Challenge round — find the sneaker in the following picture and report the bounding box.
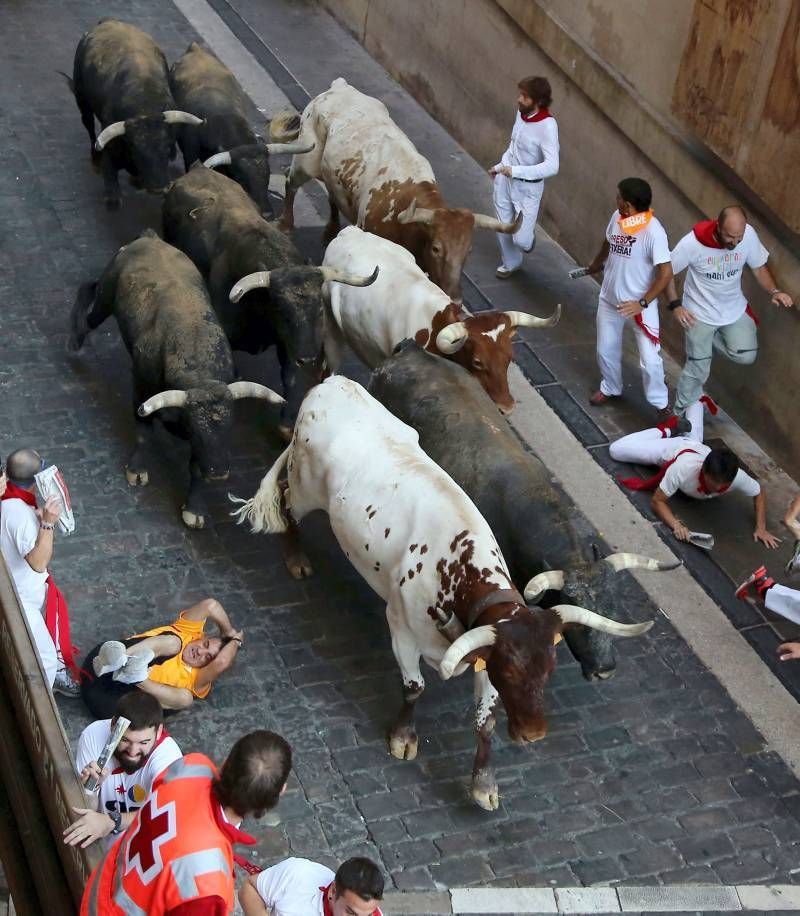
[673,415,693,437]
[93,640,128,677]
[735,566,774,601]
[495,264,520,279]
[112,649,154,685]
[53,669,81,698]
[655,406,673,422]
[589,390,619,406]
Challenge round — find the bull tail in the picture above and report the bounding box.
[229,445,291,533]
[269,108,301,143]
[57,70,75,96]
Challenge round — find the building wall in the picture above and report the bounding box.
[318,0,800,475]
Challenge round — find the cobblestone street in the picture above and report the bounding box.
[2,0,800,902]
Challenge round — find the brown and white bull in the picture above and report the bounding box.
[232,376,653,809]
[272,77,520,302]
[322,226,559,413]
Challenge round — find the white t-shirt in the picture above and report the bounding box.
[670,224,769,326]
[0,498,48,617]
[658,442,761,501]
[255,857,382,916]
[600,211,671,305]
[76,719,182,850]
[496,111,560,182]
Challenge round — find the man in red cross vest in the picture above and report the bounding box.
[81,729,292,915]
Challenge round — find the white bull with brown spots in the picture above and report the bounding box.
[232,376,652,809]
[322,226,559,413]
[273,78,520,302]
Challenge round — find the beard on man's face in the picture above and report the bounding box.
[117,750,148,774]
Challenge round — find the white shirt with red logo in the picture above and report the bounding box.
[670,224,768,326]
[76,719,182,849]
[659,442,761,501]
[600,210,671,305]
[255,857,383,916]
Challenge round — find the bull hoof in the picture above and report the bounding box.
[125,467,149,487]
[285,551,313,579]
[589,667,617,682]
[66,334,84,355]
[104,196,121,211]
[181,507,206,529]
[471,773,499,811]
[389,730,418,761]
[277,424,293,443]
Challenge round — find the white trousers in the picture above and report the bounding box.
[493,174,544,270]
[596,297,668,408]
[26,598,58,688]
[609,401,704,465]
[766,584,800,626]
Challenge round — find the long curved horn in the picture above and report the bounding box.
[440,625,497,680]
[228,381,285,404]
[604,553,682,573]
[264,140,315,156]
[435,322,468,355]
[95,121,126,151]
[523,570,565,603]
[203,151,232,169]
[506,304,562,330]
[553,605,654,638]
[473,210,523,234]
[163,110,204,126]
[319,266,379,288]
[230,271,271,302]
[397,200,436,226]
[138,390,187,416]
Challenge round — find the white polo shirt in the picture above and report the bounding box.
[255,857,382,916]
[658,443,761,501]
[670,224,768,326]
[600,210,671,305]
[495,111,560,182]
[0,498,48,617]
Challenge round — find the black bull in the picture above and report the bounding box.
[369,340,670,680]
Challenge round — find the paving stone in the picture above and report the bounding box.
[736,885,800,910]
[555,887,621,913]
[617,885,741,911]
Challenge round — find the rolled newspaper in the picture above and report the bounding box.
[786,540,800,576]
[84,716,131,793]
[35,465,75,535]
[568,267,591,280]
[687,531,714,550]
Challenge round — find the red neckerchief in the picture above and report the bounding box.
[619,447,698,491]
[110,728,172,775]
[1,483,79,677]
[698,470,729,496]
[693,219,723,248]
[320,883,382,916]
[211,801,259,875]
[521,107,551,123]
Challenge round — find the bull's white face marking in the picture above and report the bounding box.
[483,322,506,342]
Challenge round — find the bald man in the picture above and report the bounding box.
[666,206,794,418]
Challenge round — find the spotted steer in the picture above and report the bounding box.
[232,376,652,809]
[272,77,520,302]
[323,226,559,413]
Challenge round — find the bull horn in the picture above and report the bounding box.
[264,140,316,156]
[163,110,205,126]
[228,381,285,404]
[319,265,379,287]
[435,322,468,355]
[506,304,562,330]
[138,389,187,416]
[523,570,565,603]
[397,200,436,226]
[439,625,496,680]
[203,151,232,169]
[604,553,682,573]
[553,604,654,638]
[230,271,271,302]
[95,120,126,151]
[473,210,523,234]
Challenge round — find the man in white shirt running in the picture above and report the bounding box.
[667,206,794,418]
[489,75,559,278]
[583,178,673,415]
[63,691,181,850]
[610,397,779,547]
[239,855,384,916]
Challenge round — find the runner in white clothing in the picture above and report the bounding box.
[490,75,559,277]
[583,178,673,413]
[63,692,181,850]
[239,855,384,916]
[609,398,779,547]
[666,206,794,417]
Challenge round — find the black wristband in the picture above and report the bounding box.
[668,299,682,311]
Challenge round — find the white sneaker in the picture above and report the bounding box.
[112,649,154,685]
[53,669,81,698]
[93,641,128,677]
[495,264,520,279]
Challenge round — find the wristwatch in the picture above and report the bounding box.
[638,297,648,309]
[109,808,123,835]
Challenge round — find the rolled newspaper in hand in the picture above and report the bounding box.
[568,267,591,280]
[786,540,800,575]
[687,531,714,550]
[35,465,75,535]
[84,716,131,793]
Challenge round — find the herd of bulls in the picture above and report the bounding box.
[65,19,680,810]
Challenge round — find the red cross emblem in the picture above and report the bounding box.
[125,795,177,884]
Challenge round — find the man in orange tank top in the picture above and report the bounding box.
[81,730,292,915]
